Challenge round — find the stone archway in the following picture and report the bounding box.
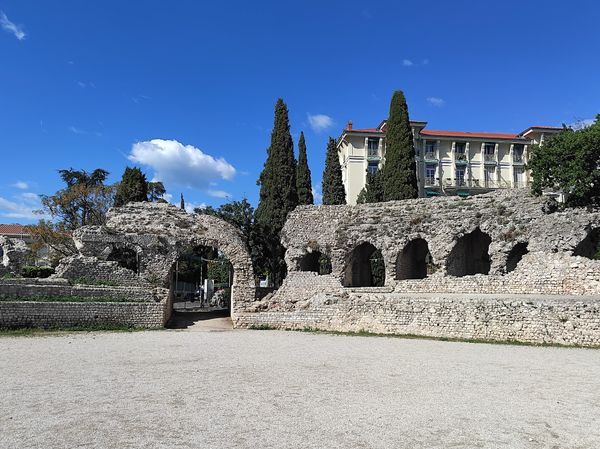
[446,228,491,277]
[70,202,256,320]
[396,238,432,280]
[343,242,385,287]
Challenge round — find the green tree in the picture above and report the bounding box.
[180,193,185,210]
[114,167,149,207]
[255,98,298,230]
[255,98,299,285]
[322,137,346,205]
[27,168,114,259]
[357,169,384,204]
[383,90,418,201]
[528,116,600,207]
[296,131,314,205]
[148,181,166,202]
[195,199,270,283]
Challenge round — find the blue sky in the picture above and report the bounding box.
[1,0,599,223]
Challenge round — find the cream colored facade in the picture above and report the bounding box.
[337,120,561,205]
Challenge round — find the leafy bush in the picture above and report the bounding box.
[21,266,55,278]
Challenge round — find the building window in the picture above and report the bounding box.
[455,142,467,161]
[425,164,436,185]
[424,141,436,159]
[484,142,496,162]
[513,167,524,188]
[367,138,379,157]
[484,166,496,188]
[367,162,378,174]
[513,144,524,163]
[455,167,466,186]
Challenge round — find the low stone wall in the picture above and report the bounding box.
[235,290,600,347]
[0,279,163,302]
[0,301,166,329]
[0,279,169,329]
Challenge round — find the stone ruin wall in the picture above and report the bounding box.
[235,191,600,346]
[0,236,30,277]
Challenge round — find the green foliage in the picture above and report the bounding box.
[39,168,115,230]
[357,169,384,204]
[256,98,298,231]
[322,137,346,205]
[21,266,55,278]
[180,193,185,210]
[255,99,299,285]
[383,91,418,201]
[114,167,149,207]
[370,249,385,287]
[195,198,267,277]
[528,116,600,207]
[296,131,314,205]
[147,181,166,202]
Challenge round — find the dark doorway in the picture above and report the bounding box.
[344,242,385,287]
[396,238,432,280]
[446,228,492,277]
[573,228,600,260]
[506,242,528,273]
[298,251,333,275]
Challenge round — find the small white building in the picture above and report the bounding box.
[337,120,561,205]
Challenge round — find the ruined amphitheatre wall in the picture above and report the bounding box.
[235,191,600,346]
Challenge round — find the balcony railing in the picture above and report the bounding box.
[513,153,524,163]
[424,176,436,186]
[484,153,496,162]
[424,152,437,160]
[367,148,379,158]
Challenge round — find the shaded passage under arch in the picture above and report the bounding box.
[396,238,432,280]
[344,242,385,287]
[298,251,332,275]
[446,228,491,277]
[506,242,528,273]
[573,228,600,260]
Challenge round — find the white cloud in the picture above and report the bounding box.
[12,181,28,189]
[312,184,323,205]
[569,118,595,130]
[20,192,40,203]
[185,201,206,214]
[68,125,103,137]
[402,59,413,67]
[0,196,46,220]
[0,11,26,41]
[207,190,231,199]
[427,97,446,107]
[128,139,236,192]
[307,114,334,133]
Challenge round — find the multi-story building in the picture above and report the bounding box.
[337,119,561,204]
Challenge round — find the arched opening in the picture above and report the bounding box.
[506,242,528,273]
[573,228,600,260]
[298,251,332,275]
[344,242,385,287]
[446,228,491,277]
[169,245,233,325]
[396,238,433,280]
[107,246,139,273]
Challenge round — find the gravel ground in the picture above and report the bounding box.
[1,329,600,449]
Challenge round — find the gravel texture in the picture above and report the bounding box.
[1,329,600,449]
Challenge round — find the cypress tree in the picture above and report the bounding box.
[180,193,185,210]
[357,169,384,204]
[322,137,346,205]
[114,167,148,207]
[255,98,299,285]
[383,90,418,201]
[256,98,298,231]
[296,131,314,205]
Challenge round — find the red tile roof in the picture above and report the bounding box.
[420,130,522,140]
[0,224,28,235]
[345,127,381,133]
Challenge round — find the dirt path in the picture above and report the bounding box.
[1,329,599,449]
